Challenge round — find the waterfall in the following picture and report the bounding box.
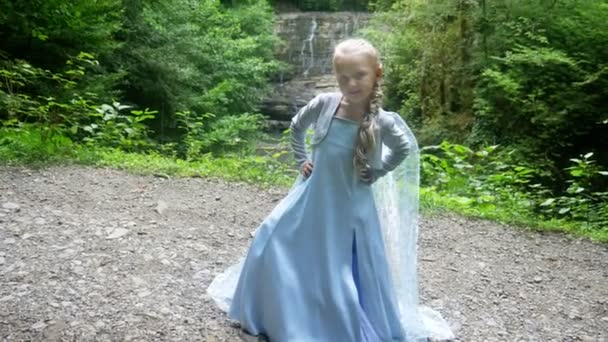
[263,12,372,123]
[275,12,371,79]
[300,17,318,78]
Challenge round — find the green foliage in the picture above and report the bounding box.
[367,0,607,156]
[422,142,608,241]
[3,0,606,244]
[366,0,608,236]
[82,102,156,152]
[0,53,154,152]
[471,2,608,167]
[367,0,398,11]
[0,127,294,188]
[0,0,122,62]
[86,148,294,187]
[364,0,474,145]
[0,0,123,103]
[1,0,285,183]
[1,0,281,159]
[422,142,534,211]
[1,53,100,136]
[0,125,75,164]
[537,153,608,228]
[115,0,280,144]
[182,113,266,158]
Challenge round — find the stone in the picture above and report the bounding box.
[485,318,497,327]
[132,276,146,287]
[106,228,130,240]
[2,202,20,210]
[31,321,47,330]
[0,295,13,302]
[137,290,152,298]
[568,311,582,320]
[155,200,168,215]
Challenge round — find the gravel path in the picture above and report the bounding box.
[0,166,606,342]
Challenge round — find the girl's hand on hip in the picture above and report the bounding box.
[301,161,314,178]
[359,165,374,184]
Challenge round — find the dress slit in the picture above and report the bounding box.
[352,232,363,306]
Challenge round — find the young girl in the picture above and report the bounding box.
[208,38,453,341]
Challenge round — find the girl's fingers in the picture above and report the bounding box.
[302,162,313,177]
[359,168,372,183]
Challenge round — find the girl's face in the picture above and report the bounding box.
[333,52,382,106]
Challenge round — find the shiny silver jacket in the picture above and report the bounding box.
[290,92,410,178]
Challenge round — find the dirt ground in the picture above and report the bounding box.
[0,166,606,342]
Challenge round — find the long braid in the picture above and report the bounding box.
[354,81,383,175]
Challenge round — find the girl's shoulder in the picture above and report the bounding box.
[311,91,341,104]
[304,92,341,111]
[376,109,406,129]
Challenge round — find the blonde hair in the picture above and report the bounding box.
[332,38,384,175]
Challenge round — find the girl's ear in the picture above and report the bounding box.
[376,64,384,79]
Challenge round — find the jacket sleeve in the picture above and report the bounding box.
[374,115,410,179]
[290,94,324,169]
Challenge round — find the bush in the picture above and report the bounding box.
[421,142,608,235]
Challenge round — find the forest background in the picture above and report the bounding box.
[1,0,606,241]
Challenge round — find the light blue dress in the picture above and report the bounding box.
[229,116,406,341]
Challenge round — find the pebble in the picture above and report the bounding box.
[568,311,582,320]
[155,200,168,215]
[131,276,146,286]
[31,321,47,330]
[485,318,498,327]
[0,295,13,302]
[137,290,152,298]
[1,166,607,341]
[106,228,130,239]
[2,202,20,210]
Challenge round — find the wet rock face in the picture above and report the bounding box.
[262,12,371,122]
[274,12,371,78]
[261,75,338,122]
